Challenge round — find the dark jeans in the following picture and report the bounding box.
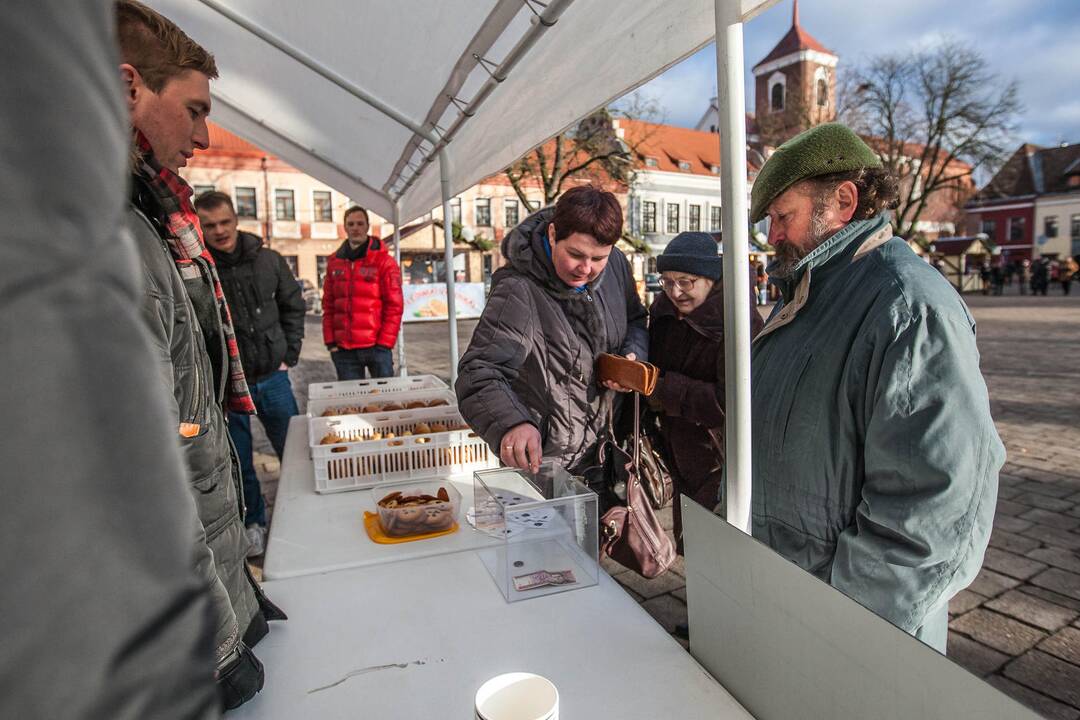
[331,346,394,380]
[228,370,298,527]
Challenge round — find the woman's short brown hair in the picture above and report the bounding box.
[551,185,623,246]
[115,0,218,92]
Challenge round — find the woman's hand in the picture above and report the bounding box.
[600,352,636,393]
[499,422,542,473]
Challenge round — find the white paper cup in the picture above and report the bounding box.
[475,672,559,720]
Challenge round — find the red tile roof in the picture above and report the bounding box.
[617,119,760,176]
[187,121,297,172]
[754,0,834,69]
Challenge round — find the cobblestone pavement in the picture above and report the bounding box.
[252,289,1080,716]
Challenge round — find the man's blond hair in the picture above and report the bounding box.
[115,0,218,92]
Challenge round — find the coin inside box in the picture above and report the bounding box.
[372,480,461,537]
[473,461,599,602]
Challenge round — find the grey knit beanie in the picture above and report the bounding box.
[656,232,721,280]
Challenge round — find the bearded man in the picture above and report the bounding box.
[747,123,1003,653]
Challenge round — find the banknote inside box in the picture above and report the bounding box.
[473,461,599,603]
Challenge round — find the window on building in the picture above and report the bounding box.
[710,206,722,232]
[817,78,828,107]
[1071,214,1080,239]
[666,203,680,234]
[771,82,784,111]
[1045,216,1059,238]
[281,255,299,277]
[235,187,258,218]
[1008,216,1025,242]
[450,198,461,225]
[677,160,692,171]
[980,218,996,239]
[274,189,295,221]
[475,198,491,226]
[193,184,215,197]
[709,164,721,174]
[313,190,333,222]
[504,199,519,228]
[645,157,659,168]
[643,201,657,233]
[688,204,701,232]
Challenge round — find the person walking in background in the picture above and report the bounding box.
[1019,259,1031,295]
[990,262,1004,296]
[322,206,403,380]
[647,232,764,556]
[1032,258,1050,296]
[456,186,647,478]
[1060,255,1077,295]
[196,191,305,558]
[747,123,1003,653]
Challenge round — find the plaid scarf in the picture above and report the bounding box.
[134,132,255,415]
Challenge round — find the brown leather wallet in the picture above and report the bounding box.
[597,353,659,395]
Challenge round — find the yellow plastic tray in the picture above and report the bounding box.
[363,511,459,544]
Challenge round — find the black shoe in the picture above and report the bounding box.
[674,622,689,640]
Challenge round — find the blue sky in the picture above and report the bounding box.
[624,0,1080,148]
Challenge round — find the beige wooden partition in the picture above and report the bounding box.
[682,499,1039,720]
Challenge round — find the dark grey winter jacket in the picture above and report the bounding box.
[456,208,647,472]
[0,1,219,717]
[128,181,261,668]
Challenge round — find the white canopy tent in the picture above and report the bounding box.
[149,0,780,532]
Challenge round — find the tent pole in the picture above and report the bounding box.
[438,150,460,387]
[392,201,408,377]
[713,0,752,534]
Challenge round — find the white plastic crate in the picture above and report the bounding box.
[307,374,447,402]
[310,407,497,493]
[307,387,457,420]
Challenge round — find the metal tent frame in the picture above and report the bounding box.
[151,0,780,531]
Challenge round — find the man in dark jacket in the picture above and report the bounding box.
[196,191,305,557]
[322,205,404,379]
[117,0,282,709]
[456,186,648,474]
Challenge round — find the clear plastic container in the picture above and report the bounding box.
[371,480,461,537]
[473,461,599,602]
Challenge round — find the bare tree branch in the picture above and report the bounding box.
[839,38,1021,238]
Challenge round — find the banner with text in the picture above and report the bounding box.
[402,283,486,322]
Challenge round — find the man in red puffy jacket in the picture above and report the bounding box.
[322,205,404,379]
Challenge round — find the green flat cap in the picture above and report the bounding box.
[749,123,882,222]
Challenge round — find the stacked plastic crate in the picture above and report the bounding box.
[308,375,497,493]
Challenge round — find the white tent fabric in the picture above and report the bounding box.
[148,0,779,532]
[149,0,778,223]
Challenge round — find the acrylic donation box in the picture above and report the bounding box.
[472,461,599,602]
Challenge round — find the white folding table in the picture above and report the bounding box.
[234,551,753,719]
[263,417,502,580]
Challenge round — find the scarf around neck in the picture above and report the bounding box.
[134,131,255,415]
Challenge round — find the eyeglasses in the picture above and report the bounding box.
[659,277,700,293]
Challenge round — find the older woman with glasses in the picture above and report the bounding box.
[647,232,764,559]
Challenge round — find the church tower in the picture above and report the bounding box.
[752,0,838,147]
